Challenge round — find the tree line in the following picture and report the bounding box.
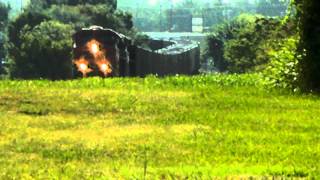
[204,0,320,92]
[123,0,289,32]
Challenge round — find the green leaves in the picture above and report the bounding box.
[15,20,74,80]
[206,12,297,78]
[263,36,300,90]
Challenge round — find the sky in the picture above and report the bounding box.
[0,0,30,15]
[148,0,183,6]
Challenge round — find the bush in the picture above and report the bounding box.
[45,4,133,32]
[263,36,300,90]
[10,21,74,80]
[0,2,10,75]
[0,2,10,30]
[205,14,295,73]
[8,11,50,49]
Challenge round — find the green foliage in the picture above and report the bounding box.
[26,0,131,34]
[6,10,51,78]
[29,0,117,10]
[0,2,10,74]
[45,5,89,29]
[77,4,132,33]
[0,75,319,178]
[10,21,74,80]
[263,36,300,89]
[206,13,296,73]
[0,2,10,30]
[45,4,133,33]
[0,31,7,75]
[8,11,50,48]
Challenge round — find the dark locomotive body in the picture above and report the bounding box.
[73,26,131,77]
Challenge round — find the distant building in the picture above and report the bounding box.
[192,18,203,33]
[166,9,192,32]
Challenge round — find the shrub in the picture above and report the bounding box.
[0,2,10,75]
[205,14,296,73]
[8,11,51,50]
[263,36,300,90]
[10,21,74,80]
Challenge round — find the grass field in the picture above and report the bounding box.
[0,74,319,179]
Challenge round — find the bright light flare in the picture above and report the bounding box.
[91,43,99,54]
[74,58,93,77]
[97,60,112,77]
[87,39,101,56]
[79,63,88,72]
[101,64,108,72]
[74,39,113,77]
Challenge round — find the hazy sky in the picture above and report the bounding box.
[0,0,29,11]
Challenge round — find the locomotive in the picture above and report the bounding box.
[73,26,131,77]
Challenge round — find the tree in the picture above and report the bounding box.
[11,21,74,80]
[295,0,320,91]
[0,2,10,74]
[206,14,291,73]
[8,11,50,48]
[0,2,10,30]
[29,0,117,10]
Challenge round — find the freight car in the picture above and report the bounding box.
[72,26,200,77]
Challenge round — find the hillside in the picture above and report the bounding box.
[0,75,319,179]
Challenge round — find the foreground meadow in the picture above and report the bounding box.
[0,74,319,179]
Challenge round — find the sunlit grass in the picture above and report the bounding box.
[0,74,319,179]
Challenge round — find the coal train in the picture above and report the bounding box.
[72,26,200,78]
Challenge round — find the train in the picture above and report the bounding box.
[72,26,200,78]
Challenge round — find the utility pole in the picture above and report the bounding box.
[135,1,140,21]
[160,4,162,31]
[169,0,173,32]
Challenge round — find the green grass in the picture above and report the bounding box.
[0,74,319,179]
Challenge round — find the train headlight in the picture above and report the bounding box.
[100,63,108,72]
[91,43,99,55]
[79,63,88,72]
